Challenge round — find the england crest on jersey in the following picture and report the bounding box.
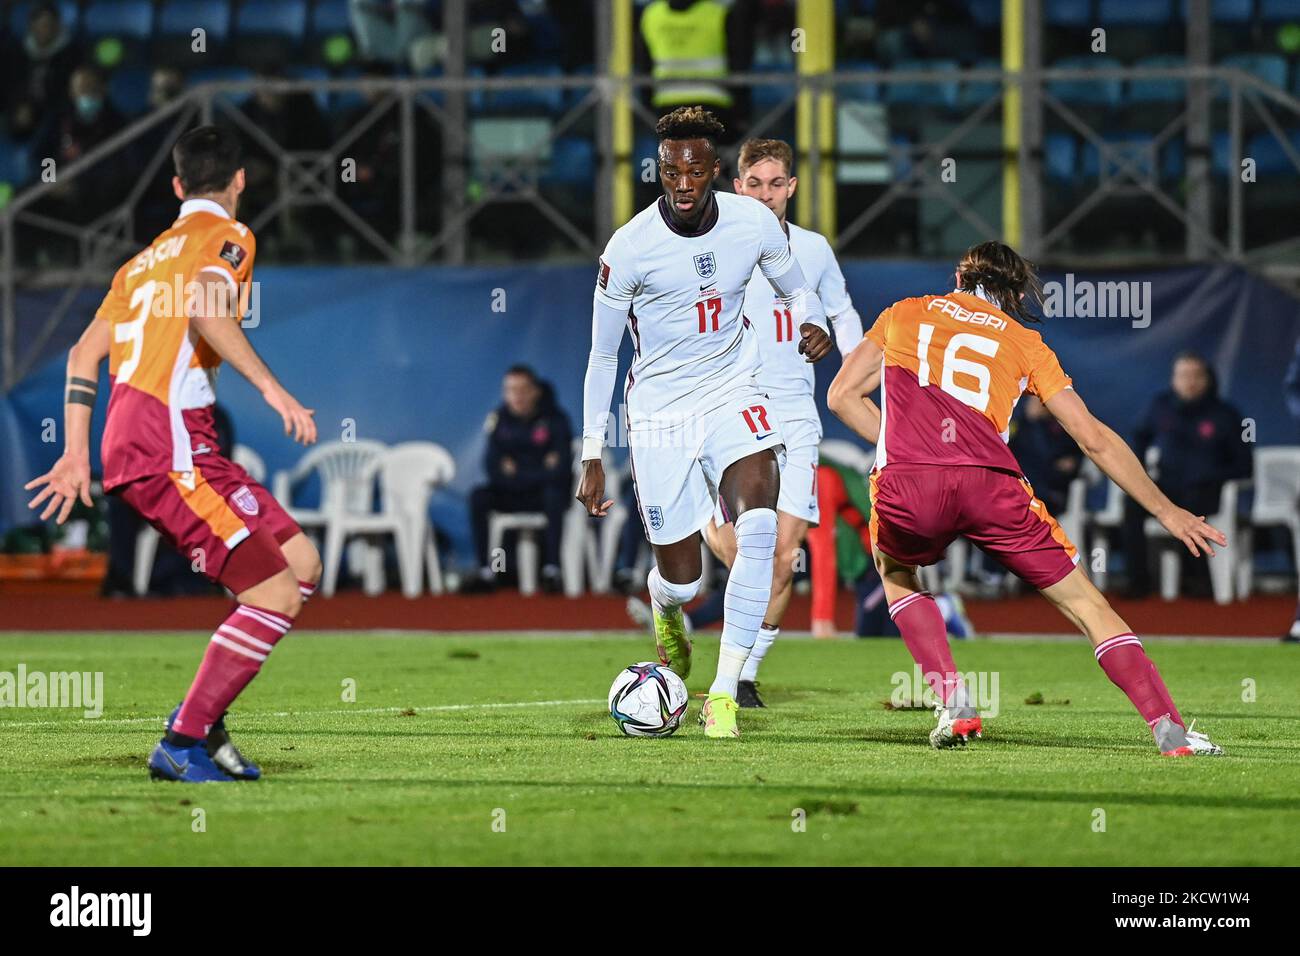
[693,252,716,279]
[646,505,664,531]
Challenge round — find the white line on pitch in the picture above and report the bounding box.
[0,698,606,729]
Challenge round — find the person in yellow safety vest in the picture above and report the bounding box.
[636,0,755,143]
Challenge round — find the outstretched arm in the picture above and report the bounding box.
[576,298,626,516]
[827,339,884,444]
[190,277,316,445]
[1045,388,1226,557]
[25,317,110,523]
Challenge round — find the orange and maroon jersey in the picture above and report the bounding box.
[866,290,1072,473]
[97,198,256,490]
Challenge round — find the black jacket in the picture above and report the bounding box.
[1133,384,1252,498]
[482,383,573,492]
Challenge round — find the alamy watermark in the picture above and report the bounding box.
[890,665,1000,717]
[1042,274,1151,329]
[0,664,104,718]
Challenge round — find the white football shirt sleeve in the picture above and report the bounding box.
[757,206,827,333]
[817,238,863,354]
[583,232,637,461]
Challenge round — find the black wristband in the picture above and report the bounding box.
[66,390,96,407]
[67,376,97,391]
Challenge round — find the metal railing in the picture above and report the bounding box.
[3,65,1299,387]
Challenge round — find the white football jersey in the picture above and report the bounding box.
[593,191,807,432]
[742,221,861,428]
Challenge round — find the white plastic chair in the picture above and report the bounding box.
[1241,446,1300,599]
[488,512,549,595]
[561,440,625,597]
[272,440,388,596]
[132,442,271,595]
[1081,459,1126,591]
[231,443,267,483]
[379,441,456,597]
[1144,478,1251,605]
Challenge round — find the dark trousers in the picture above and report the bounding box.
[470,481,568,570]
[1122,481,1221,593]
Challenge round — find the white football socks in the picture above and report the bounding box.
[740,625,778,682]
[711,508,777,699]
[647,566,702,616]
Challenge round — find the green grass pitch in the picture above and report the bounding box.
[1,631,1297,866]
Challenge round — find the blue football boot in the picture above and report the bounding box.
[166,705,262,781]
[148,739,235,783]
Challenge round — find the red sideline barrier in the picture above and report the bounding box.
[0,591,1292,636]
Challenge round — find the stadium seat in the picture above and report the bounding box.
[473,64,565,115]
[1046,55,1123,107]
[1145,478,1251,603]
[1046,0,1094,25]
[82,0,153,39]
[273,440,389,598]
[237,0,309,37]
[1098,0,1174,22]
[969,0,1002,26]
[1241,447,1300,600]
[1218,53,1289,92]
[157,0,233,43]
[7,0,78,36]
[188,66,256,106]
[884,59,960,109]
[544,136,595,185]
[838,60,880,104]
[1243,129,1300,175]
[1177,0,1257,21]
[1044,133,1079,182]
[0,137,33,190]
[1128,54,1187,102]
[108,66,154,116]
[311,0,352,36]
[1078,134,1160,180]
[957,60,1004,110]
[377,442,456,598]
[1259,0,1300,18]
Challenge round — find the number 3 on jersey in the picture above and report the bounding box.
[916,322,999,412]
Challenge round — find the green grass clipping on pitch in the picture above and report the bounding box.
[0,631,1296,866]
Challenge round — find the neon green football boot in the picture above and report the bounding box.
[653,605,692,679]
[699,692,740,738]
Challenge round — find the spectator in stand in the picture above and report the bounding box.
[238,67,332,242]
[636,0,756,143]
[2,1,81,141]
[464,366,574,594]
[872,0,973,64]
[31,65,127,228]
[1121,351,1253,598]
[1008,394,1082,519]
[133,68,188,241]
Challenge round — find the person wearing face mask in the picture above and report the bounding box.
[2,1,82,141]
[1120,352,1253,599]
[32,65,127,226]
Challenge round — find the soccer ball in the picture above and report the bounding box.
[608,662,689,737]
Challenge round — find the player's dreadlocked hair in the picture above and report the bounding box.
[655,106,726,147]
[956,240,1044,325]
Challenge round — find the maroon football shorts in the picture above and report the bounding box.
[115,453,300,593]
[869,463,1079,591]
